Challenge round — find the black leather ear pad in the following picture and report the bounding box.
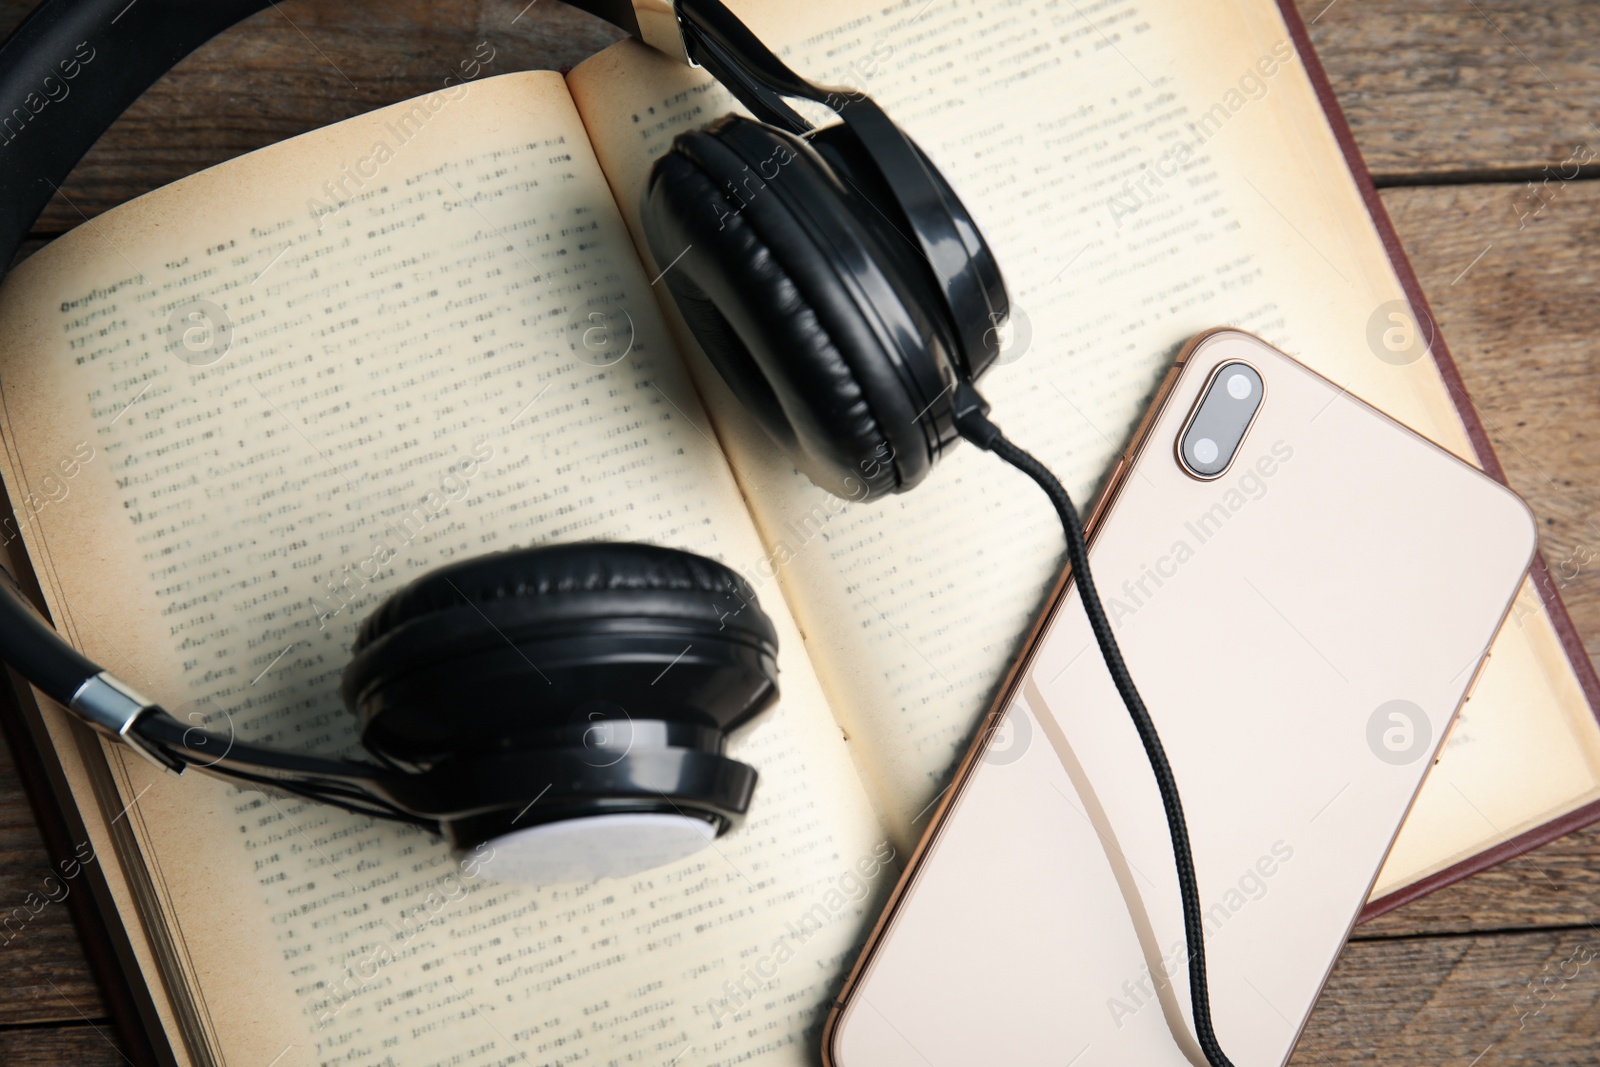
[643,115,961,499]
[350,541,771,652]
[341,543,779,763]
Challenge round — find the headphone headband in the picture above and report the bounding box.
[0,0,701,268]
[0,0,269,265]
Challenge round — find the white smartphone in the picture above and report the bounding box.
[826,329,1537,1066]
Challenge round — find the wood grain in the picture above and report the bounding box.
[0,707,106,1027]
[1293,0,1600,182]
[1294,928,1600,1065]
[0,1022,128,1066]
[1357,823,1600,941]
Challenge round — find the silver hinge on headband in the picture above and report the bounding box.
[634,0,694,66]
[69,672,185,774]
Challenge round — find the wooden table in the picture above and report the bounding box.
[2,1,1598,1063]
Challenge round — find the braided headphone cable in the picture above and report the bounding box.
[954,384,1237,1067]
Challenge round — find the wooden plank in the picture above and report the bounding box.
[0,722,107,1025]
[0,0,1595,236]
[1292,0,1600,182]
[0,1022,128,1066]
[1358,824,1600,940]
[1292,927,1600,1064]
[1382,180,1600,668]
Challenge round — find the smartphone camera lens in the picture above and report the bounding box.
[1178,361,1264,479]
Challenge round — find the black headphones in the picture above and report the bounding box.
[0,0,1007,882]
[637,1,1007,498]
[0,3,1238,1061]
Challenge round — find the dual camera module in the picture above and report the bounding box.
[1178,361,1264,478]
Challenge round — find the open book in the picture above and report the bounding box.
[2,0,1597,1064]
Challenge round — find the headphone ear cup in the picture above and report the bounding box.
[343,543,777,765]
[341,543,777,883]
[643,116,961,499]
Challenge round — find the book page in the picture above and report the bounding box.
[567,0,1600,884]
[0,72,894,1067]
